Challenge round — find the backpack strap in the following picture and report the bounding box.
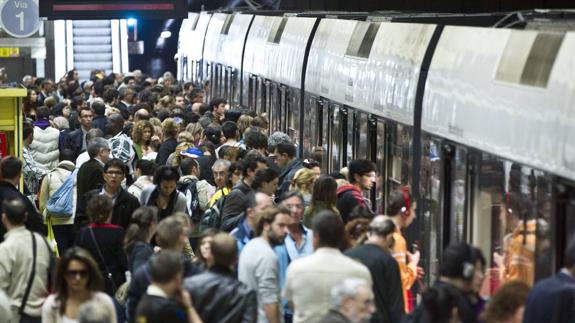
[19,232,37,315]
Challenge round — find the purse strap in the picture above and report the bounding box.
[88,227,117,292]
[19,231,37,315]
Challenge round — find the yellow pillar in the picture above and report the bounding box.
[0,87,26,191]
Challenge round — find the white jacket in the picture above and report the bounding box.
[38,160,75,225]
[29,126,60,170]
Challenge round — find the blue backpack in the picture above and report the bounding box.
[46,169,78,218]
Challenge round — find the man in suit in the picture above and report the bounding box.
[75,138,110,228]
[523,239,575,323]
[63,106,93,160]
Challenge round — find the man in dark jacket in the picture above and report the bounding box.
[90,101,107,133]
[336,159,376,223]
[274,142,302,199]
[0,156,46,243]
[184,233,257,322]
[136,251,200,323]
[63,106,93,160]
[345,216,404,323]
[127,217,201,323]
[76,159,140,229]
[76,138,110,219]
[220,152,268,231]
[523,238,575,323]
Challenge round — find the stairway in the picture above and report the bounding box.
[72,20,114,81]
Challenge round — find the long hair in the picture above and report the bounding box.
[308,175,339,216]
[54,247,104,315]
[289,168,315,194]
[124,206,158,254]
[131,120,154,145]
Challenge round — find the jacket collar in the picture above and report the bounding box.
[57,160,76,171]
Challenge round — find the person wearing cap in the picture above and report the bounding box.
[345,216,405,323]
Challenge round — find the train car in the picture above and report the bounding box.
[177,10,575,292]
[177,12,211,84]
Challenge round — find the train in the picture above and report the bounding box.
[176,9,575,295]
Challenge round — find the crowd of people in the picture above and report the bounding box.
[0,69,573,323]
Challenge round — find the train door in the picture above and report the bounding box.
[248,74,258,113]
[555,180,575,277]
[302,96,322,161]
[268,83,279,133]
[329,103,346,172]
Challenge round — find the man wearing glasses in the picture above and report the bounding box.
[336,159,377,224]
[77,158,140,229]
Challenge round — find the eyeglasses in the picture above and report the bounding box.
[106,171,124,177]
[362,173,377,179]
[65,270,89,279]
[285,203,304,210]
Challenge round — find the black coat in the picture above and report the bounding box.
[184,265,257,323]
[126,255,201,323]
[523,272,575,323]
[63,128,85,159]
[345,244,404,323]
[156,137,178,166]
[221,180,252,231]
[76,159,104,200]
[92,115,107,134]
[75,224,128,295]
[76,188,140,230]
[276,159,303,199]
[135,294,188,323]
[0,181,46,243]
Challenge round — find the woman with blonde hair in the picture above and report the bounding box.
[131,120,155,160]
[185,122,204,147]
[236,114,253,136]
[290,168,315,207]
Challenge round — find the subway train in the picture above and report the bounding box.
[176,10,575,295]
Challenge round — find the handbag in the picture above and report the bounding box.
[46,169,78,218]
[88,228,118,293]
[46,217,59,258]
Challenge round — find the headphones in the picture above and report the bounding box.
[461,245,476,280]
[400,186,410,217]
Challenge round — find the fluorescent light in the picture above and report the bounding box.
[127,18,137,27]
[160,31,172,39]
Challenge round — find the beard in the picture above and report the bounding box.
[268,228,286,246]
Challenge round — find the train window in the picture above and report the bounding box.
[345,22,380,59]
[322,102,331,172]
[302,97,319,159]
[388,123,412,191]
[346,108,354,166]
[289,89,300,145]
[356,112,369,161]
[471,154,555,297]
[221,15,235,35]
[451,146,468,243]
[268,18,288,44]
[375,119,386,212]
[331,104,343,172]
[420,136,443,284]
[520,32,564,88]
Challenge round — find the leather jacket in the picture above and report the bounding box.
[184,265,257,323]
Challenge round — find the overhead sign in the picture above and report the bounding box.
[0,0,39,38]
[39,0,188,20]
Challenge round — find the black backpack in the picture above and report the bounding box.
[200,194,227,231]
[177,179,202,222]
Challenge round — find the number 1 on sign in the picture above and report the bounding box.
[16,11,24,31]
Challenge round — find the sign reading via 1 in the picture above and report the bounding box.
[0,0,39,38]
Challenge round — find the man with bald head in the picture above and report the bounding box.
[184,233,257,322]
[230,191,273,253]
[133,108,150,123]
[345,216,404,323]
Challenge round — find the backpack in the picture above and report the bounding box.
[200,193,227,231]
[177,179,202,222]
[46,169,78,218]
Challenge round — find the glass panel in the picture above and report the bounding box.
[451,146,468,243]
[375,119,386,213]
[388,124,412,193]
[289,89,300,147]
[356,112,369,160]
[346,108,354,165]
[322,102,330,172]
[331,105,342,172]
[302,95,317,160]
[420,136,443,284]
